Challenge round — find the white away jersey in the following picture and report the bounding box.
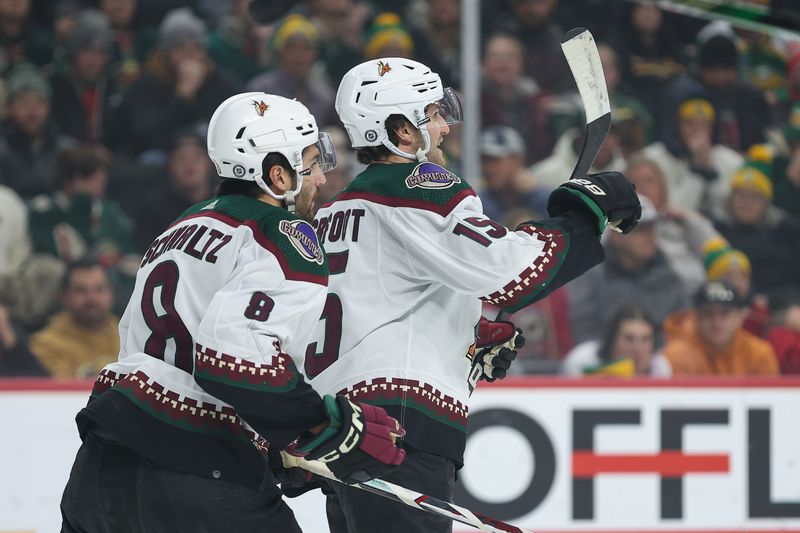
[80,195,329,488]
[309,161,592,462]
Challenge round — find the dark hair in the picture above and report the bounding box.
[62,258,108,291]
[216,152,294,198]
[356,114,413,165]
[56,145,108,189]
[482,32,522,56]
[597,306,657,363]
[169,128,206,154]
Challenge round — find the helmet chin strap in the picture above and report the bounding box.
[383,124,431,163]
[284,190,296,213]
[254,168,303,213]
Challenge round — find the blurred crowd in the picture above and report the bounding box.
[0,0,798,379]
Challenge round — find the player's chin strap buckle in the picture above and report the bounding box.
[285,190,296,213]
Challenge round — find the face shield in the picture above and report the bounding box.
[299,131,337,176]
[316,131,337,172]
[438,87,463,125]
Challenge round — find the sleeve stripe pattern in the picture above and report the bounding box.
[481,225,570,311]
[171,210,328,286]
[338,377,468,432]
[110,369,270,453]
[194,343,299,393]
[330,188,477,217]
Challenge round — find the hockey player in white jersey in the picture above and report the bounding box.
[307,59,642,532]
[59,93,406,533]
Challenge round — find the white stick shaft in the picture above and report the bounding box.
[560,29,610,124]
[280,453,534,533]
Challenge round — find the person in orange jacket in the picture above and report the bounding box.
[766,291,800,374]
[664,280,779,375]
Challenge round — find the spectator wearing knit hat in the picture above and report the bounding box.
[701,236,770,337]
[664,280,779,376]
[48,9,121,146]
[738,29,786,110]
[643,98,742,217]
[114,8,241,158]
[0,63,75,199]
[712,161,800,295]
[660,31,771,154]
[703,238,751,297]
[296,0,370,85]
[247,13,335,128]
[362,12,414,59]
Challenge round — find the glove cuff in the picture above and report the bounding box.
[561,188,608,234]
[294,395,343,454]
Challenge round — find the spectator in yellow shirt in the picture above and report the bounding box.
[29,259,119,377]
[665,281,779,375]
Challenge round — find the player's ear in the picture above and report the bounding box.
[393,120,417,148]
[267,164,292,193]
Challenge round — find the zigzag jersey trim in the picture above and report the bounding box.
[481,223,570,313]
[91,368,269,454]
[194,343,299,393]
[339,377,468,432]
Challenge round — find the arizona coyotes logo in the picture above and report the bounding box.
[377,60,391,77]
[252,100,269,116]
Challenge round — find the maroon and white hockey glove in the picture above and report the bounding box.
[290,395,406,484]
[471,317,524,382]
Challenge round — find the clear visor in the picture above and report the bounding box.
[301,131,337,175]
[438,87,463,125]
[316,131,337,173]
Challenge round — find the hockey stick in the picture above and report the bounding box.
[281,453,535,533]
[560,27,612,185]
[495,28,611,322]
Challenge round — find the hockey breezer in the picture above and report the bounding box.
[282,453,534,533]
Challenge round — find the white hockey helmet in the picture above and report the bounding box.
[207,92,336,211]
[335,58,462,161]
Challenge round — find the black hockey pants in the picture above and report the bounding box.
[324,447,456,533]
[60,429,301,533]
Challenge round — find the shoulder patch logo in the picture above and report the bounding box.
[279,220,324,265]
[404,162,461,190]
